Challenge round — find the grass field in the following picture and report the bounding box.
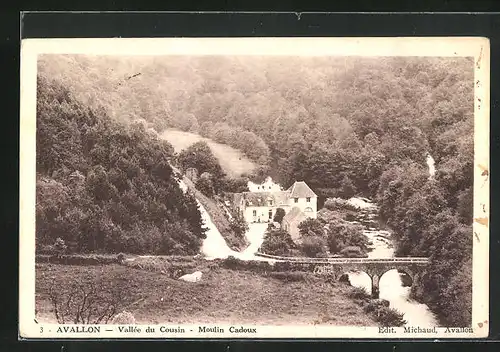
[36,263,376,326]
[160,129,258,178]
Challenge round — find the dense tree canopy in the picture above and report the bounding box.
[36,75,206,255]
[177,141,226,195]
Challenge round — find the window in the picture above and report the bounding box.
[294,198,298,203]
[269,200,273,206]
[253,210,257,216]
[306,197,311,202]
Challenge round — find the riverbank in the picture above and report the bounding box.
[35,262,377,326]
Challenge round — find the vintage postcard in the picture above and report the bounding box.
[19,37,489,339]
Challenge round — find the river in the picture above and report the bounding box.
[345,197,439,326]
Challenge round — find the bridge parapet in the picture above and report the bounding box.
[254,252,429,265]
[254,252,429,298]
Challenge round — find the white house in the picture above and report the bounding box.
[231,181,317,225]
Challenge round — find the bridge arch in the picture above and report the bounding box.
[379,267,415,287]
[338,270,372,294]
[370,266,424,298]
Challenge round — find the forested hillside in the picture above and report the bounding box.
[38,54,473,195]
[37,54,474,326]
[36,74,207,255]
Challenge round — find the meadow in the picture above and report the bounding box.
[160,129,257,178]
[35,262,376,326]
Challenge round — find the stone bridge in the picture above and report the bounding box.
[255,253,430,298]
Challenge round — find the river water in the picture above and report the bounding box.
[427,154,436,178]
[345,197,438,326]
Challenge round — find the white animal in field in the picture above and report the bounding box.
[178,271,203,283]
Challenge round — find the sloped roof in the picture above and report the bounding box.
[242,192,271,207]
[288,181,317,198]
[241,191,290,207]
[273,191,291,206]
[283,206,307,224]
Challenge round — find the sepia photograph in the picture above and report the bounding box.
[19,37,489,339]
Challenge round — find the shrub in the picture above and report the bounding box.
[207,262,220,271]
[229,211,249,239]
[347,286,371,300]
[260,229,296,256]
[196,173,215,197]
[54,237,68,256]
[267,271,308,282]
[363,299,390,313]
[324,198,359,212]
[338,274,351,285]
[221,255,240,269]
[339,246,367,258]
[373,306,407,327]
[272,261,292,272]
[327,219,369,254]
[323,273,339,285]
[298,218,325,237]
[247,261,273,272]
[220,256,272,273]
[299,235,327,258]
[222,177,249,193]
[48,274,133,324]
[273,261,317,272]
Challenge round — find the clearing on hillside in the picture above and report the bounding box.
[160,129,257,178]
